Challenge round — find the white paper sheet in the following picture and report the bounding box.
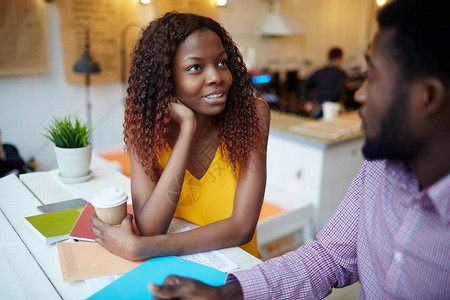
[85,274,123,294]
[177,249,239,273]
[174,226,239,272]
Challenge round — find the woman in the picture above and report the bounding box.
[91,12,270,260]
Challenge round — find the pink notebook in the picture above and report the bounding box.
[69,203,139,241]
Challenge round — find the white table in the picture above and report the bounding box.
[0,167,262,300]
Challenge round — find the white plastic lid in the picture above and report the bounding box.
[92,187,128,208]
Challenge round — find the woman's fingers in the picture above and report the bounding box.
[90,210,104,228]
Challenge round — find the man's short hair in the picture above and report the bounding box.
[378,0,450,83]
[328,47,343,60]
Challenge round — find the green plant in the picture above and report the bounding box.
[44,116,92,148]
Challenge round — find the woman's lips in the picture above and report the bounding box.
[203,93,226,104]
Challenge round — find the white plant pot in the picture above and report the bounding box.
[54,144,92,179]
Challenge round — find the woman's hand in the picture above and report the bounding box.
[170,97,196,132]
[90,212,141,260]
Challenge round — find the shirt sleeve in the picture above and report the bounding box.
[227,161,369,299]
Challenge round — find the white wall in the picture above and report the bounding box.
[0,4,126,171]
[0,0,374,171]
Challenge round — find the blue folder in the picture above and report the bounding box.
[88,256,227,299]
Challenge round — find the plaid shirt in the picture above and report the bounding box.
[229,159,450,299]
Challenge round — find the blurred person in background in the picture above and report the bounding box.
[301,47,348,118]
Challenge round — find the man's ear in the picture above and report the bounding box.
[420,78,447,117]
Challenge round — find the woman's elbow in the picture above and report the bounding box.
[135,216,166,236]
[234,226,255,246]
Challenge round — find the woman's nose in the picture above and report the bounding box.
[206,67,223,85]
[354,79,368,104]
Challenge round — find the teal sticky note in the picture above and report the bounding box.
[88,256,226,299]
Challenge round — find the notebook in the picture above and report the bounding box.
[69,203,138,241]
[25,205,85,244]
[57,241,144,281]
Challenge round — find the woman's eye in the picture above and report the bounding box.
[218,60,228,67]
[187,65,201,72]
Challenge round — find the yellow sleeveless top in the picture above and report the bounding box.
[158,145,260,257]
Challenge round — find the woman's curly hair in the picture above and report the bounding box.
[124,12,263,180]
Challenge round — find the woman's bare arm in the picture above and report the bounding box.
[131,99,197,236]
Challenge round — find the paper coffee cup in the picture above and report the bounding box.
[323,101,340,120]
[92,187,128,225]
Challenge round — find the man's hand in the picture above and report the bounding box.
[149,275,244,300]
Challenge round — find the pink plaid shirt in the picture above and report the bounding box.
[229,160,450,299]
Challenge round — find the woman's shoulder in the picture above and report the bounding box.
[255,97,269,107]
[255,98,271,131]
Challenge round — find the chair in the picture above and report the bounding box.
[257,185,313,260]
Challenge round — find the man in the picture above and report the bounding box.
[150,0,450,298]
[301,47,348,118]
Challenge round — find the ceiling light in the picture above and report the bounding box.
[261,0,303,36]
[217,0,227,6]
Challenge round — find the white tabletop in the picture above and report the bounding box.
[0,204,60,299]
[19,167,132,205]
[0,167,261,299]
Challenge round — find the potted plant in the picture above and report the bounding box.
[44,116,93,182]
